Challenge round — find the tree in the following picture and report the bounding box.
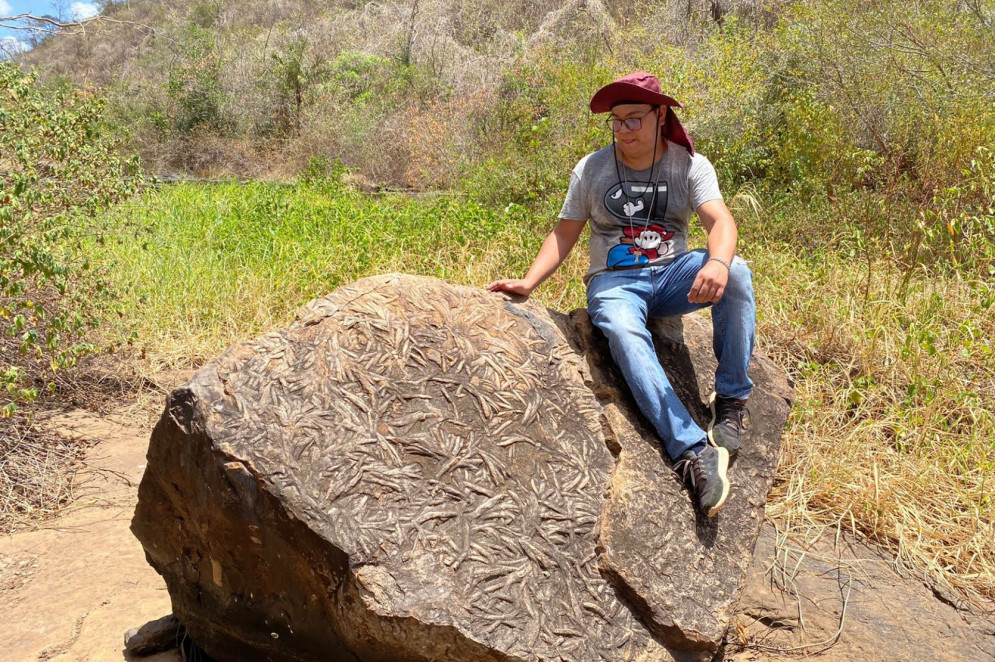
[270,34,329,135]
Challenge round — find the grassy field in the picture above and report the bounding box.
[94,180,590,362]
[92,180,995,607]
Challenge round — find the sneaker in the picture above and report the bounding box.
[674,445,730,517]
[708,392,747,455]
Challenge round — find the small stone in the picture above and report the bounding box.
[123,614,183,656]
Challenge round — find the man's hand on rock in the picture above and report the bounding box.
[487,279,535,297]
[687,260,729,304]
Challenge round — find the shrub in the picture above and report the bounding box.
[0,61,141,416]
[267,34,331,136]
[166,25,231,134]
[457,50,610,206]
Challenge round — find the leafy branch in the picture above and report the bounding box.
[1,62,143,416]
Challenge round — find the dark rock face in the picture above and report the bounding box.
[132,274,791,662]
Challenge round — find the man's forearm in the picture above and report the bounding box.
[706,217,738,265]
[522,231,571,288]
[486,220,584,297]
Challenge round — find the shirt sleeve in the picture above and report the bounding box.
[558,161,589,221]
[688,154,723,210]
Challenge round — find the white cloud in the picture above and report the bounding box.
[70,2,99,21]
[0,1,13,17]
[0,35,29,57]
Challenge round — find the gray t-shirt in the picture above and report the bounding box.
[559,141,723,285]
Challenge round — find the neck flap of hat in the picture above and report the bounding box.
[663,107,694,156]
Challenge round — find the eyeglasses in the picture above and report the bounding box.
[606,107,659,132]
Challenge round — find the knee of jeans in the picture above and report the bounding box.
[590,302,647,341]
[725,259,754,299]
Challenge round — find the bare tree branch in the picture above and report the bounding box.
[1,12,83,30]
[0,12,155,38]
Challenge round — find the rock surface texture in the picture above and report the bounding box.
[571,312,793,652]
[730,526,995,662]
[132,274,792,662]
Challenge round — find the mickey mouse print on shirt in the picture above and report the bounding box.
[604,181,675,269]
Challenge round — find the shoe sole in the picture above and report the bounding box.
[707,391,719,448]
[706,446,730,517]
[707,391,739,456]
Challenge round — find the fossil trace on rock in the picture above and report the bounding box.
[132,273,792,661]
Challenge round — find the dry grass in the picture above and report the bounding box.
[0,416,89,533]
[0,341,170,533]
[751,247,995,609]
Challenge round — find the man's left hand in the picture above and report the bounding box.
[688,259,729,304]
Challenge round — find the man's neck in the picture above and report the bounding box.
[616,139,668,171]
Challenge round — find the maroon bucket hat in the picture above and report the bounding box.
[590,71,695,156]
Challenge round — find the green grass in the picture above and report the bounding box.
[94,181,588,364]
[92,181,995,606]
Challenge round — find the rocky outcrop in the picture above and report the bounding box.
[571,312,792,651]
[131,274,791,661]
[731,524,995,661]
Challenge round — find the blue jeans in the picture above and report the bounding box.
[586,249,755,461]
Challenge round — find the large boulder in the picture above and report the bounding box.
[132,274,791,661]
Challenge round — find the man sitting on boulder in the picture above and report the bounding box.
[487,72,755,517]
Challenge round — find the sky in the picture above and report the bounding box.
[1,0,101,55]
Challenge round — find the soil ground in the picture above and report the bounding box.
[1,401,993,662]
[0,409,181,662]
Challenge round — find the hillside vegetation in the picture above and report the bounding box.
[20,0,995,268]
[6,0,995,612]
